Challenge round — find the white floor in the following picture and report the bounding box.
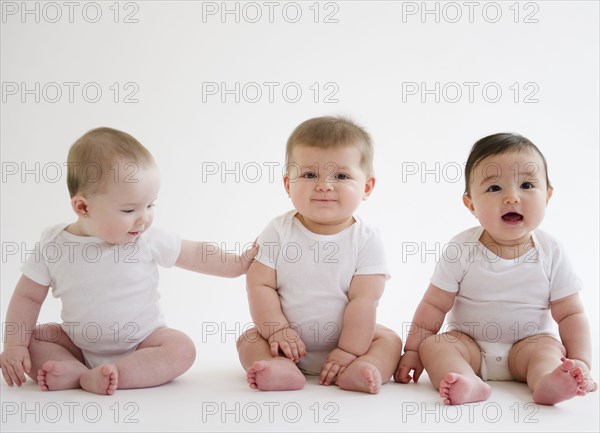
[2,355,598,433]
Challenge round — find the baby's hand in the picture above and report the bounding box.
[319,348,357,385]
[0,345,32,387]
[268,326,306,363]
[240,241,259,274]
[394,350,423,384]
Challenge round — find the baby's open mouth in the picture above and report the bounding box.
[502,212,523,222]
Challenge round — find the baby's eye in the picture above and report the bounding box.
[302,172,317,179]
[147,203,155,209]
[521,181,535,190]
[486,185,502,192]
[334,173,350,180]
[121,209,135,214]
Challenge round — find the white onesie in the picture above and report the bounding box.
[22,224,181,368]
[430,226,582,380]
[255,210,390,374]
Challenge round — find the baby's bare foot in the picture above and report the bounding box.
[246,359,305,391]
[79,364,118,395]
[336,360,382,394]
[533,358,589,405]
[37,360,87,391]
[439,372,491,405]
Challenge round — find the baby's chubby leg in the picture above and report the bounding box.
[28,323,88,391]
[336,325,402,394]
[509,335,597,405]
[108,327,196,390]
[236,327,306,391]
[419,331,491,405]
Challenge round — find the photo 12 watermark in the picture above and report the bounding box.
[399,1,540,24]
[1,2,140,24]
[201,400,340,424]
[201,81,340,103]
[2,160,142,185]
[400,400,539,424]
[200,1,340,24]
[399,239,543,264]
[2,82,140,103]
[401,81,540,104]
[3,321,144,346]
[2,401,140,424]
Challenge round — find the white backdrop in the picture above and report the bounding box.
[1,1,598,431]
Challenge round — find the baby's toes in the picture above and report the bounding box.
[570,367,583,380]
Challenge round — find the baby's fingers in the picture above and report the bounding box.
[247,242,259,259]
[1,363,15,386]
[13,360,28,386]
[319,363,332,385]
[320,363,341,386]
[394,365,412,383]
[269,341,281,358]
[23,355,32,375]
[241,241,260,271]
[324,363,341,385]
[285,342,299,363]
[4,361,25,387]
[296,339,307,359]
[275,341,295,361]
[412,365,424,383]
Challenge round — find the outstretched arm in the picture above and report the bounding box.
[394,283,456,383]
[0,275,49,386]
[319,274,385,385]
[246,261,306,363]
[175,239,258,277]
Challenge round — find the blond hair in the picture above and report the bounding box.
[285,116,374,176]
[67,127,155,197]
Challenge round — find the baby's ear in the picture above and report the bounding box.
[462,194,476,216]
[362,176,375,200]
[71,195,89,217]
[546,186,554,204]
[283,175,291,196]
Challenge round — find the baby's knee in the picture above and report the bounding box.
[173,333,197,368]
[420,331,473,353]
[236,327,262,351]
[419,332,449,355]
[376,326,403,351]
[512,334,566,361]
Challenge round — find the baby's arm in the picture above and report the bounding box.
[394,283,456,383]
[176,239,258,277]
[246,261,306,363]
[0,275,49,386]
[319,274,385,385]
[551,293,598,392]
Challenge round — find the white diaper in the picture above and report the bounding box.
[477,340,514,381]
[298,351,329,376]
[80,347,137,369]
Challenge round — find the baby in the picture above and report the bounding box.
[395,132,598,405]
[236,116,402,394]
[0,127,256,395]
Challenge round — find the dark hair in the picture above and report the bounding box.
[464,132,551,196]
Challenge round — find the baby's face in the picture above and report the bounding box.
[284,144,373,234]
[84,162,161,244]
[463,149,552,246]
